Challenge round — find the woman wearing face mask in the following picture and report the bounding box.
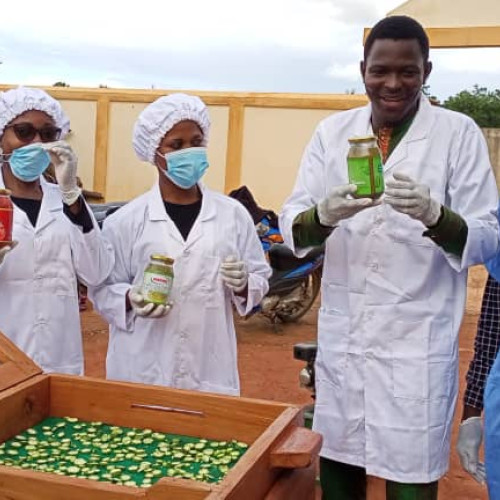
[89,93,270,395]
[0,87,114,374]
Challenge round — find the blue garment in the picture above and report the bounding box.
[485,351,500,499]
[486,203,500,282]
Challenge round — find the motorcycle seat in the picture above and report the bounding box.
[268,243,324,271]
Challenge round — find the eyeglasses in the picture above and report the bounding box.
[4,122,62,143]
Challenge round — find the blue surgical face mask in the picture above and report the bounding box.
[159,147,209,189]
[7,144,51,182]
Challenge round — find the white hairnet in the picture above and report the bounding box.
[0,87,70,138]
[133,93,210,163]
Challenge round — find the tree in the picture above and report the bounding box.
[443,85,500,128]
[53,81,70,87]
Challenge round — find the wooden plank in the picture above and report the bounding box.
[0,376,49,443]
[269,426,322,469]
[363,26,500,48]
[82,189,105,202]
[224,102,245,194]
[49,375,288,444]
[240,94,366,110]
[146,477,214,500]
[0,467,144,500]
[426,26,500,48]
[93,96,110,197]
[264,464,316,500]
[0,85,367,110]
[0,331,41,392]
[206,407,303,500]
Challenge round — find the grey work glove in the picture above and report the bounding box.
[384,172,441,227]
[0,241,18,266]
[44,141,82,205]
[456,416,486,484]
[316,184,379,227]
[128,286,172,318]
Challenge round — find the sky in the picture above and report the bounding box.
[0,0,499,101]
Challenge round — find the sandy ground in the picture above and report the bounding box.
[81,266,491,499]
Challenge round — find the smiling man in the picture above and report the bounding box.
[279,15,499,500]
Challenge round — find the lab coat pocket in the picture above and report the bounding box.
[51,274,77,298]
[317,308,350,388]
[428,317,453,400]
[322,282,349,314]
[392,318,453,400]
[392,320,428,400]
[201,256,223,308]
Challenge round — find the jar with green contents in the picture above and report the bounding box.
[142,254,174,305]
[347,136,384,199]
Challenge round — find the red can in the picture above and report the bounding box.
[0,189,13,248]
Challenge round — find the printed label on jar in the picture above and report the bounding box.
[0,208,13,242]
[347,155,384,197]
[142,272,173,305]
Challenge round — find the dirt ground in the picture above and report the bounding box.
[81,266,491,500]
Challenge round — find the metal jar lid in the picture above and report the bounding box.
[348,135,377,144]
[150,254,174,265]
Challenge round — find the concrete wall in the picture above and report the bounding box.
[0,85,367,212]
[1,85,499,213]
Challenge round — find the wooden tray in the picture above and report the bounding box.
[0,332,321,499]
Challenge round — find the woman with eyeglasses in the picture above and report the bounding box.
[0,86,114,374]
[89,93,270,394]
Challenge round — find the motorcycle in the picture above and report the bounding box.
[229,186,324,325]
[89,187,324,325]
[89,202,126,228]
[293,341,317,428]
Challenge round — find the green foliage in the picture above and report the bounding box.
[53,81,70,87]
[443,85,500,128]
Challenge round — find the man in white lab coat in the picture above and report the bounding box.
[279,16,499,500]
[0,87,114,375]
[90,93,270,395]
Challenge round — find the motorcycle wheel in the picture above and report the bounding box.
[276,267,322,323]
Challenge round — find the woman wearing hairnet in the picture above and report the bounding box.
[0,86,114,374]
[90,93,270,395]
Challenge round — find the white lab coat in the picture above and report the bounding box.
[279,97,499,483]
[89,184,270,396]
[0,175,114,375]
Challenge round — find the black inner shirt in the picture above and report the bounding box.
[11,196,41,227]
[163,198,202,241]
[11,195,93,233]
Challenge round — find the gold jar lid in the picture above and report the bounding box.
[151,254,174,264]
[348,135,377,143]
[0,189,11,196]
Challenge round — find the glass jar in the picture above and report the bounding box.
[0,189,13,247]
[347,136,385,199]
[142,254,174,305]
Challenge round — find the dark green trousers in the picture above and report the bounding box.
[320,457,439,500]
